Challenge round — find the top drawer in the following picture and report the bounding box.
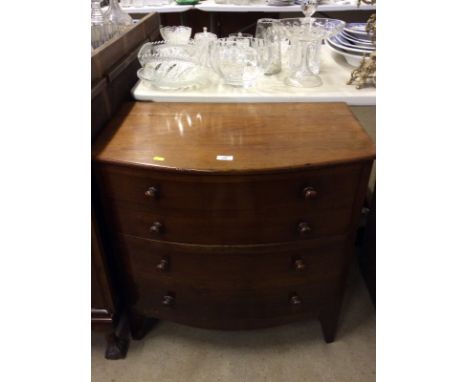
[93,163,362,214]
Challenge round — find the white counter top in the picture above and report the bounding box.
[132,46,375,106]
[195,0,375,13]
[122,4,193,13]
[120,0,375,14]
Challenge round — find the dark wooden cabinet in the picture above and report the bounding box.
[91,211,128,359]
[92,102,375,343]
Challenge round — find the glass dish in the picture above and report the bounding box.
[138,41,196,67]
[212,38,267,88]
[160,25,192,44]
[279,17,345,87]
[137,60,211,90]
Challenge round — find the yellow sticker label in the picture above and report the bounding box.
[153,156,165,161]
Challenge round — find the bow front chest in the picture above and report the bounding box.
[92,102,375,343]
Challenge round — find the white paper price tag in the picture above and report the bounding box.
[216,155,234,161]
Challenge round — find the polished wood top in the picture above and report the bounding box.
[93,102,375,174]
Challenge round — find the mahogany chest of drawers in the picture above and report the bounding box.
[92,102,375,343]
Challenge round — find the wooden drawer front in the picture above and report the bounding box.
[94,163,362,214]
[107,200,352,244]
[131,281,340,330]
[117,235,348,291]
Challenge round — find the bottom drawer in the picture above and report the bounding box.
[116,235,349,330]
[133,281,341,330]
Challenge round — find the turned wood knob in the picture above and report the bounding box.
[162,294,174,306]
[150,221,164,234]
[290,294,302,305]
[302,186,318,200]
[297,222,311,236]
[144,186,160,198]
[156,258,169,272]
[294,258,306,271]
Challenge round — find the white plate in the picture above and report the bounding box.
[328,35,374,54]
[335,34,375,51]
[343,23,372,40]
[341,31,374,45]
[326,41,362,67]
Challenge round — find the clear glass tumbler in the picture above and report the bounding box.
[255,18,281,75]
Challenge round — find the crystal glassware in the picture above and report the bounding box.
[255,18,281,75]
[137,60,210,90]
[160,26,192,44]
[194,27,217,67]
[104,0,133,35]
[138,41,196,66]
[228,32,253,38]
[301,0,319,18]
[279,17,345,87]
[91,0,112,49]
[212,38,265,87]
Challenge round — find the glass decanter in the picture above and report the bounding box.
[104,0,133,35]
[91,0,111,49]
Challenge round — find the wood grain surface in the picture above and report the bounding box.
[92,102,375,174]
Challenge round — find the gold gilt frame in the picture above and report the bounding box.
[347,0,376,89]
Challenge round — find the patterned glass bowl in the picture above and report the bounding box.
[212,38,266,88]
[137,60,211,90]
[279,17,345,40]
[137,41,196,67]
[160,26,192,44]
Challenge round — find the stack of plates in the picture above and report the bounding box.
[268,0,295,5]
[326,23,375,67]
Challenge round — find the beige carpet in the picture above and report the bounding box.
[92,265,375,382]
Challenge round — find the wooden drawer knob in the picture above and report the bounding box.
[290,294,302,305]
[297,222,311,236]
[150,221,164,234]
[162,294,175,307]
[294,258,306,271]
[144,186,160,198]
[157,258,169,272]
[302,186,318,200]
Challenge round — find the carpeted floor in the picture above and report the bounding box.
[92,264,375,382]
